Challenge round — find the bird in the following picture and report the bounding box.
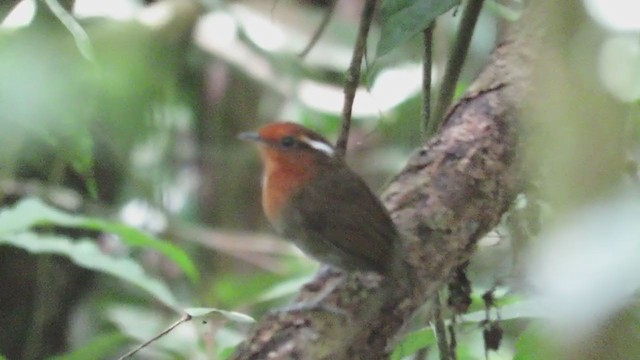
[239,121,404,279]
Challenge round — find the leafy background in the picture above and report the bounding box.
[1,0,639,359]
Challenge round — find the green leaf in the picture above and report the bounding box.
[0,197,198,283]
[256,276,311,302]
[0,233,180,310]
[107,305,199,357]
[377,0,460,57]
[215,272,289,308]
[107,307,249,359]
[219,346,237,360]
[0,198,80,234]
[513,324,558,360]
[390,327,436,360]
[48,332,128,360]
[82,219,199,283]
[184,307,255,323]
[215,327,246,360]
[64,128,96,194]
[44,0,95,61]
[460,296,535,324]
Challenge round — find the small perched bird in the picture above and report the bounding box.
[239,122,403,278]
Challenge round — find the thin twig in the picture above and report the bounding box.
[448,317,458,360]
[414,347,430,360]
[429,0,485,136]
[421,23,435,139]
[118,313,192,360]
[298,0,337,58]
[432,293,452,360]
[335,0,377,157]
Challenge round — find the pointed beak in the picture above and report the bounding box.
[238,131,262,143]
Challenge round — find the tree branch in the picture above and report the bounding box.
[429,0,485,136]
[298,0,337,59]
[335,0,377,157]
[433,293,452,360]
[422,23,435,139]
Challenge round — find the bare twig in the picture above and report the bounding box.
[335,0,377,156]
[170,221,295,271]
[422,23,435,139]
[414,347,429,360]
[429,0,485,136]
[298,0,337,58]
[448,317,458,359]
[118,313,192,360]
[432,293,452,360]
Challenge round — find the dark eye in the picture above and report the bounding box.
[280,136,296,148]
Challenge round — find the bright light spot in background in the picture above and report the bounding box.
[599,35,640,102]
[526,191,640,340]
[298,81,382,117]
[584,0,640,31]
[298,81,355,115]
[298,64,424,117]
[1,0,36,29]
[136,1,174,28]
[120,200,167,233]
[583,0,640,103]
[164,166,200,213]
[233,7,286,52]
[370,64,424,112]
[74,0,141,20]
[195,12,238,48]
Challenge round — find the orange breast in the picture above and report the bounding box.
[261,148,315,223]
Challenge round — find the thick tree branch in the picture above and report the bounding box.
[231,4,541,360]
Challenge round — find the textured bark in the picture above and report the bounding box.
[231,5,542,360]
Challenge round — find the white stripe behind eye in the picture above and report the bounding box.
[300,136,335,156]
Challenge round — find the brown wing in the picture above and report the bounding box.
[283,164,399,273]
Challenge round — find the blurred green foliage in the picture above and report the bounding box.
[513,325,558,360]
[377,0,460,57]
[0,0,639,359]
[391,327,436,360]
[49,333,128,360]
